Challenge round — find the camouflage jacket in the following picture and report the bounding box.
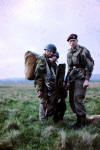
[34,54,56,92]
[66,45,94,82]
[51,62,57,74]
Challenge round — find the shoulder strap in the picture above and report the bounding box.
[45,58,56,77]
[45,59,51,74]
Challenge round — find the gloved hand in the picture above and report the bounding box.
[38,91,43,98]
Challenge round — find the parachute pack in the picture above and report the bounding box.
[24,51,39,80]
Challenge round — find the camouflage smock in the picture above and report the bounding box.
[66,45,94,82]
[34,53,56,95]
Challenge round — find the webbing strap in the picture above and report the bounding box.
[45,58,56,78]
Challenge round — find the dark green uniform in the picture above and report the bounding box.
[34,54,56,121]
[66,44,94,125]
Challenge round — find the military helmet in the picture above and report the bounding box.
[54,51,59,58]
[44,44,57,53]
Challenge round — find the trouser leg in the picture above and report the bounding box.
[74,79,86,127]
[69,80,87,128]
[81,114,86,127]
[39,100,47,121]
[74,79,86,117]
[69,82,76,113]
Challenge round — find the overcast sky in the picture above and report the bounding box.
[0,0,100,79]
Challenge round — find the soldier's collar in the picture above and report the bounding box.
[70,44,79,52]
[43,53,49,58]
[76,44,80,49]
[70,48,77,53]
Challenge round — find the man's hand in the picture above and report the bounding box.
[83,80,89,88]
[38,91,43,98]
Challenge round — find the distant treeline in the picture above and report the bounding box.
[0,78,34,84]
[0,74,100,84]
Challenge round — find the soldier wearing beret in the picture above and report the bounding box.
[34,44,57,122]
[65,34,94,128]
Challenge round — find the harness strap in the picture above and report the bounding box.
[45,58,56,78]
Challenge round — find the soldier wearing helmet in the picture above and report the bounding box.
[53,51,59,58]
[44,44,57,54]
[65,34,94,128]
[49,51,59,73]
[34,44,57,122]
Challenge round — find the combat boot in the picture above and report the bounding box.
[70,115,81,129]
[81,115,86,127]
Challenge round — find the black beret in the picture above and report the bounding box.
[67,34,78,41]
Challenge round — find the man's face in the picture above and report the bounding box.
[45,49,54,58]
[68,39,78,49]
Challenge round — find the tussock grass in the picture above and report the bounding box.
[79,130,98,145]
[0,83,100,150]
[0,130,19,150]
[58,129,66,150]
[41,125,54,137]
[5,119,20,130]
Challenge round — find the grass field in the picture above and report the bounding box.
[0,83,100,150]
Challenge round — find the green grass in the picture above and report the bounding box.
[0,84,100,150]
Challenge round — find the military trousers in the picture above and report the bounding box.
[69,79,86,117]
[39,97,54,121]
[39,101,46,121]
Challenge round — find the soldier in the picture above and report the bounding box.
[34,44,57,122]
[49,51,59,73]
[65,34,94,128]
